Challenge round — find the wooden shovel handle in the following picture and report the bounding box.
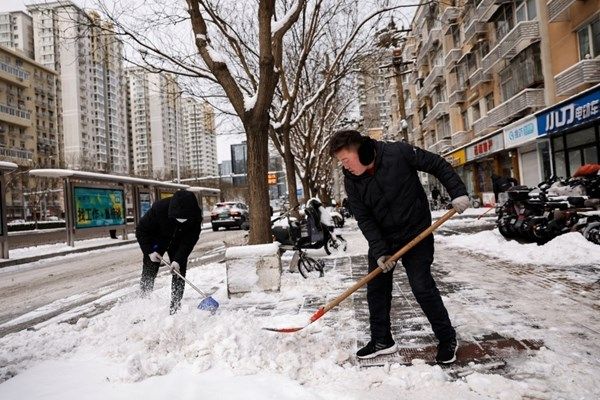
[322,209,456,314]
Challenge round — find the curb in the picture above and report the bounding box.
[0,239,138,269]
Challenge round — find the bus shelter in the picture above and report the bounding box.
[28,169,219,248]
[0,161,18,258]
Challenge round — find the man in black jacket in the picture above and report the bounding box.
[136,190,202,314]
[329,130,469,364]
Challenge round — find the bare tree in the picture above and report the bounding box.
[267,1,412,210]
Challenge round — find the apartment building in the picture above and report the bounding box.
[26,1,128,174]
[0,44,60,217]
[399,0,599,200]
[182,98,217,178]
[356,51,392,140]
[0,11,34,59]
[126,68,182,179]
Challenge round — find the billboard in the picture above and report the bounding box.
[537,86,600,137]
[74,186,126,229]
[139,192,152,217]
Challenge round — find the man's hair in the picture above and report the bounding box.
[328,129,363,157]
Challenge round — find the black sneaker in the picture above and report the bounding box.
[436,338,458,364]
[356,339,398,359]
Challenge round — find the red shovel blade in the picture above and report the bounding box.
[262,308,326,333]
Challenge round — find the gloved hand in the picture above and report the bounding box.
[451,195,470,214]
[170,261,180,275]
[149,251,161,263]
[377,255,397,273]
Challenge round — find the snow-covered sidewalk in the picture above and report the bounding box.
[0,212,599,399]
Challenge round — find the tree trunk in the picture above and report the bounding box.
[301,176,310,202]
[282,128,300,214]
[245,122,272,245]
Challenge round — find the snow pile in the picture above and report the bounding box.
[438,229,600,267]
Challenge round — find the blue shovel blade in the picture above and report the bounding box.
[198,296,219,312]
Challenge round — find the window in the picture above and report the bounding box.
[472,103,481,121]
[485,93,495,112]
[461,110,469,131]
[577,17,600,59]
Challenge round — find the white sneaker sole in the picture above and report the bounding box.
[437,342,458,364]
[357,343,398,359]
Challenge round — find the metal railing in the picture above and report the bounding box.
[444,48,462,69]
[548,0,576,22]
[449,85,466,105]
[422,65,444,94]
[0,147,33,160]
[0,60,30,81]
[468,68,492,88]
[487,88,545,127]
[482,21,540,73]
[555,58,600,96]
[422,101,449,126]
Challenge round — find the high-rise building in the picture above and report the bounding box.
[27,1,128,173]
[0,44,60,217]
[182,98,217,178]
[396,0,599,198]
[125,68,182,178]
[0,11,34,59]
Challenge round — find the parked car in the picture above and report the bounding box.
[210,202,250,231]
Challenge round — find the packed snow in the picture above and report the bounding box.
[0,209,598,399]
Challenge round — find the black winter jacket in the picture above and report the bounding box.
[344,140,467,260]
[136,190,202,265]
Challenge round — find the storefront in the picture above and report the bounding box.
[537,84,600,178]
[503,116,549,187]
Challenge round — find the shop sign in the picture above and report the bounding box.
[466,133,504,161]
[445,149,466,167]
[537,86,600,137]
[503,116,537,149]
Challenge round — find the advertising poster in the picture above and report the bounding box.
[74,187,126,229]
[139,192,152,217]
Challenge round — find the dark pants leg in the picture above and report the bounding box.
[140,253,160,296]
[366,234,455,343]
[167,250,187,311]
[366,253,394,342]
[401,234,455,342]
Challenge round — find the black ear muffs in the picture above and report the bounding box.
[358,137,375,166]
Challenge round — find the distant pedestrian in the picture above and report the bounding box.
[492,174,519,202]
[135,190,202,314]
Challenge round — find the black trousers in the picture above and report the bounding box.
[140,251,187,310]
[367,234,455,343]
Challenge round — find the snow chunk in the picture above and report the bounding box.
[438,230,600,267]
[244,93,258,112]
[207,46,226,63]
[225,243,279,259]
[271,1,302,34]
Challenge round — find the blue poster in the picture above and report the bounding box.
[74,187,126,229]
[537,87,600,137]
[139,192,152,217]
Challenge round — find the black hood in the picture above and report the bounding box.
[168,190,201,219]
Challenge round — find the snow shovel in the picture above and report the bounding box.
[156,254,219,312]
[263,208,457,333]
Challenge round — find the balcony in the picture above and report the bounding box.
[464,20,486,45]
[449,85,466,106]
[548,0,576,22]
[422,101,449,126]
[487,88,545,127]
[0,103,32,127]
[473,116,495,137]
[451,130,470,148]
[468,68,492,88]
[482,21,540,73]
[421,65,444,95]
[554,59,600,96]
[441,6,460,24]
[0,61,30,86]
[476,0,512,23]
[428,138,452,154]
[444,48,462,69]
[0,147,33,162]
